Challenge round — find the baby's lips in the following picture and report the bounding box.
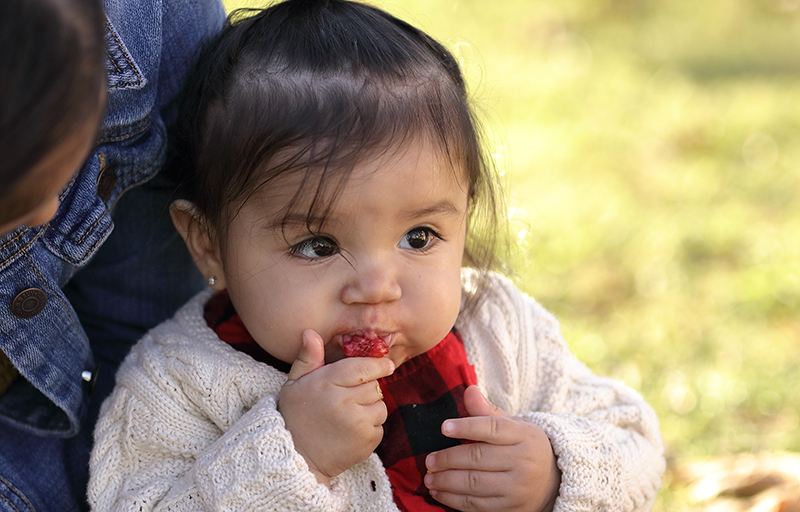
[342,334,390,358]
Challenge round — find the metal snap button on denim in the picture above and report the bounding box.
[82,365,100,395]
[11,288,47,318]
[96,153,117,202]
[97,166,117,202]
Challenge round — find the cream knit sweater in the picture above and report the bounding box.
[88,270,665,511]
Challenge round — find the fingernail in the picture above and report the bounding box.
[425,453,434,469]
[442,421,454,435]
[424,473,434,488]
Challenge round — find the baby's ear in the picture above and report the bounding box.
[170,199,226,290]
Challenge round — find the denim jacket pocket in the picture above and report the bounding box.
[42,118,167,267]
[42,157,114,267]
[104,17,145,91]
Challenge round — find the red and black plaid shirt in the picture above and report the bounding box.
[206,292,477,511]
[376,329,477,511]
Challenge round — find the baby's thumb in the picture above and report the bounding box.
[463,385,508,418]
[286,329,326,382]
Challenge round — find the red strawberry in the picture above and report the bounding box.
[342,335,389,358]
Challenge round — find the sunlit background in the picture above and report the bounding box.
[221,1,800,509]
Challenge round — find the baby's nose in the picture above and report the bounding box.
[340,259,401,305]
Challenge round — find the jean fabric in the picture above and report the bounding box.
[0,0,225,509]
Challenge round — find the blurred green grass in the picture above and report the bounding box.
[224,1,800,509]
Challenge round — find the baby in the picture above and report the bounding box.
[88,1,666,511]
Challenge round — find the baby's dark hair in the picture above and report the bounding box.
[0,0,106,195]
[171,0,505,274]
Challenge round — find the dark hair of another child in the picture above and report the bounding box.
[170,0,506,278]
[0,0,107,195]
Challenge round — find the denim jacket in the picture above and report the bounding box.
[0,0,224,510]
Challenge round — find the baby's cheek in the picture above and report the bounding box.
[433,283,462,330]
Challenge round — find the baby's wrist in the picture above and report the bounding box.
[298,447,332,486]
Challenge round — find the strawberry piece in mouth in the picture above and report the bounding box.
[342,335,389,358]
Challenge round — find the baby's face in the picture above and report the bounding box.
[217,139,469,368]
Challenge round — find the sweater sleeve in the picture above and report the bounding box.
[88,326,397,512]
[457,271,665,512]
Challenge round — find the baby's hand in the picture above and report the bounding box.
[424,386,561,512]
[278,329,394,485]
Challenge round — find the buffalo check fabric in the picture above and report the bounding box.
[376,330,478,512]
[205,290,292,373]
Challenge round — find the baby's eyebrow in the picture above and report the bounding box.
[400,200,462,221]
[264,200,462,231]
[265,213,322,231]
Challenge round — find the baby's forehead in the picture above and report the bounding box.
[242,139,468,224]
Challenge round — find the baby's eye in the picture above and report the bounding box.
[399,227,439,251]
[290,236,339,259]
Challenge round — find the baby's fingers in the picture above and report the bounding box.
[286,329,326,382]
[441,415,523,445]
[424,470,508,512]
[327,356,395,388]
[426,442,511,473]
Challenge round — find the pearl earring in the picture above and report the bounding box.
[207,276,217,286]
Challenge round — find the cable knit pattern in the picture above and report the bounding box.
[457,270,665,511]
[88,270,665,511]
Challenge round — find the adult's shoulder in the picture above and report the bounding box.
[101,0,225,125]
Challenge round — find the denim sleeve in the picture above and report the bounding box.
[0,0,225,510]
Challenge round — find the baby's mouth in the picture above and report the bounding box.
[339,332,391,358]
